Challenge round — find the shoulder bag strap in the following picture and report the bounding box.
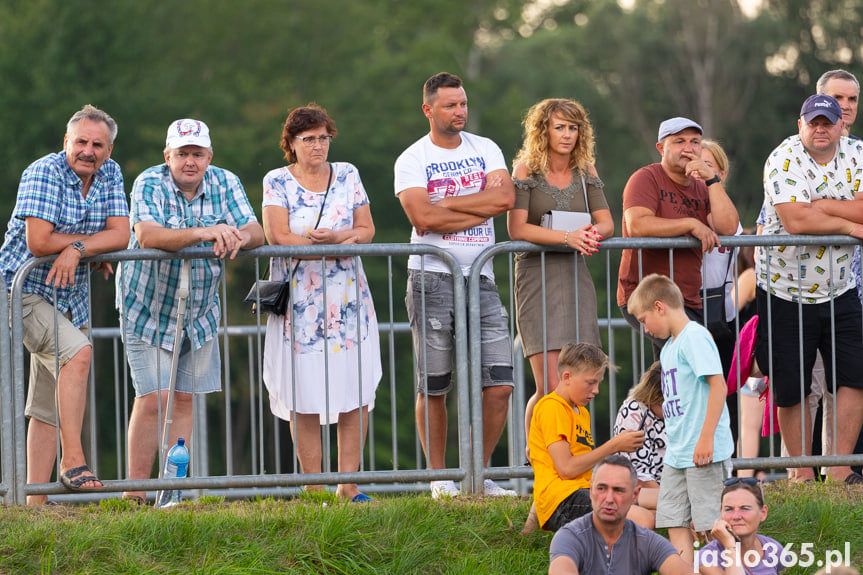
[581,174,589,212]
[312,162,333,230]
[288,162,333,280]
[267,162,334,283]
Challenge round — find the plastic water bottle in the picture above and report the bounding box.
[156,438,189,508]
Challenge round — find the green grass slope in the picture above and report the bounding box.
[0,482,859,574]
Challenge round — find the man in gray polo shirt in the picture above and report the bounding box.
[549,455,691,575]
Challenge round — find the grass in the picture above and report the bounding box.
[0,482,860,574]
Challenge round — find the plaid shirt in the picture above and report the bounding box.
[0,152,128,327]
[118,164,257,351]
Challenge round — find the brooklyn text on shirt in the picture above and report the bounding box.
[424,156,487,180]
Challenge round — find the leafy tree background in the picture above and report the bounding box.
[2,0,861,477]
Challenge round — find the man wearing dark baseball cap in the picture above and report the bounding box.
[800,93,843,124]
[755,93,863,486]
[617,116,739,358]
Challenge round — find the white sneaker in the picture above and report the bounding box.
[484,479,517,497]
[430,480,460,499]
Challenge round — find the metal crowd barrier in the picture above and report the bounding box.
[5,235,863,504]
[7,243,476,504]
[474,234,863,487]
[0,275,11,501]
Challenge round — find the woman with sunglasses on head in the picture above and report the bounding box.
[262,103,382,502]
[696,478,785,574]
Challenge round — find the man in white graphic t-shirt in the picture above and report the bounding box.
[395,72,516,499]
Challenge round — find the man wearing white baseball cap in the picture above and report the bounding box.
[617,116,739,358]
[117,119,264,503]
[755,94,863,485]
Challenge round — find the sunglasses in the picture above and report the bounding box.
[723,477,761,487]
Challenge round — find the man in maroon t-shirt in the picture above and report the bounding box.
[617,117,739,357]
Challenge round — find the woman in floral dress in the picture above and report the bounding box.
[262,104,381,502]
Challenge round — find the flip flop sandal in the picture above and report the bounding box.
[845,472,863,485]
[60,465,105,492]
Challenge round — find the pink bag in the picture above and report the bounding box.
[727,316,779,437]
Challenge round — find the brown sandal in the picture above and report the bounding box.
[59,465,104,492]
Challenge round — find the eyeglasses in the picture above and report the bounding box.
[723,477,761,487]
[295,135,333,146]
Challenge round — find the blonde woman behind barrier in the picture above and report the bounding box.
[507,98,613,458]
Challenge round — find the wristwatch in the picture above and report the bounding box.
[704,174,722,187]
[71,241,86,258]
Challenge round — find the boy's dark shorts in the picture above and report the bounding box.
[543,488,591,532]
[754,288,863,408]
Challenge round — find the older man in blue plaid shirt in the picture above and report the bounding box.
[117,119,264,503]
[0,105,130,504]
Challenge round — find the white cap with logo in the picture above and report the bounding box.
[166,119,211,149]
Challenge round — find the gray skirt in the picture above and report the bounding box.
[514,252,601,357]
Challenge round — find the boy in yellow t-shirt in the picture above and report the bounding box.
[525,342,650,533]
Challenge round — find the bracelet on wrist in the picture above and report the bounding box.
[563,231,569,246]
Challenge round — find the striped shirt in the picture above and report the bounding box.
[118,164,257,351]
[0,152,128,327]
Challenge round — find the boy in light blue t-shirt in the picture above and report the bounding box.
[628,273,734,567]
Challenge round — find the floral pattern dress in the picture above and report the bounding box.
[262,162,381,423]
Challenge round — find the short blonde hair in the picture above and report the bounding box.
[630,361,663,406]
[701,139,730,181]
[627,273,684,316]
[557,342,608,379]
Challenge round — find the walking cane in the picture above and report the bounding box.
[158,259,191,479]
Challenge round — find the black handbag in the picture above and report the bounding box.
[702,285,729,333]
[702,254,733,338]
[243,277,291,315]
[244,163,332,315]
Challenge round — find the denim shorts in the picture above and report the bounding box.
[405,270,513,395]
[123,327,221,397]
[740,377,767,398]
[18,293,91,426]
